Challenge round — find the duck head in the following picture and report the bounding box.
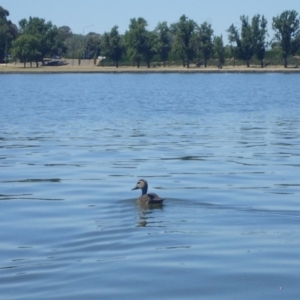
[132,179,148,194]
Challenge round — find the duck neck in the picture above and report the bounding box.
[141,186,148,195]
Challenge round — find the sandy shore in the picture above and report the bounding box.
[1,59,300,73]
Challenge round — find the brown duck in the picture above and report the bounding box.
[131,179,164,204]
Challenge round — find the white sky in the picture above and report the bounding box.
[1,0,300,43]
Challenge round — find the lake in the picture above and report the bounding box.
[0,73,300,299]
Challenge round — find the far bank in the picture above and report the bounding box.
[1,60,300,74]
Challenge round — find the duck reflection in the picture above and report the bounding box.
[136,202,164,227]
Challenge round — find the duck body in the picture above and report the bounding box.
[132,179,164,204]
[137,192,163,204]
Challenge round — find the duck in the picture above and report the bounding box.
[131,179,164,204]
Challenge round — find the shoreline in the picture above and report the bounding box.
[1,61,300,74]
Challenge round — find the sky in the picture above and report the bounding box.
[1,0,300,44]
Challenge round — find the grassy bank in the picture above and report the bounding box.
[1,59,300,74]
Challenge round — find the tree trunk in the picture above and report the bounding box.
[260,60,264,68]
[116,60,119,68]
[284,57,288,68]
[204,59,207,68]
[23,61,26,68]
[247,60,250,68]
[137,60,140,68]
[186,60,189,68]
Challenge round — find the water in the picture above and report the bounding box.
[1,73,300,299]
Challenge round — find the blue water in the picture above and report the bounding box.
[1,73,300,299]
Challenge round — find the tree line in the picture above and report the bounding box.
[1,5,300,68]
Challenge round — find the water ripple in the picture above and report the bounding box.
[1,73,300,299]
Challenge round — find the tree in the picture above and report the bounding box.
[252,15,268,68]
[143,30,157,68]
[11,34,41,67]
[0,6,18,63]
[124,18,156,68]
[272,10,300,68]
[101,26,124,68]
[18,17,66,65]
[124,18,147,67]
[58,26,73,41]
[213,35,225,66]
[84,32,101,59]
[64,34,83,59]
[228,16,255,67]
[198,22,214,67]
[155,21,171,67]
[228,15,268,68]
[171,15,197,68]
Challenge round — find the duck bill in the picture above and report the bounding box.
[131,186,138,190]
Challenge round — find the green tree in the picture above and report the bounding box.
[272,10,300,68]
[84,32,101,59]
[171,15,197,68]
[143,30,157,68]
[227,23,239,66]
[101,26,124,68]
[58,26,73,41]
[198,22,214,67]
[11,34,41,67]
[64,34,83,59]
[18,17,66,65]
[228,15,255,67]
[124,18,156,68]
[0,6,18,63]
[155,21,171,67]
[213,35,225,66]
[252,15,268,68]
[124,18,147,67]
